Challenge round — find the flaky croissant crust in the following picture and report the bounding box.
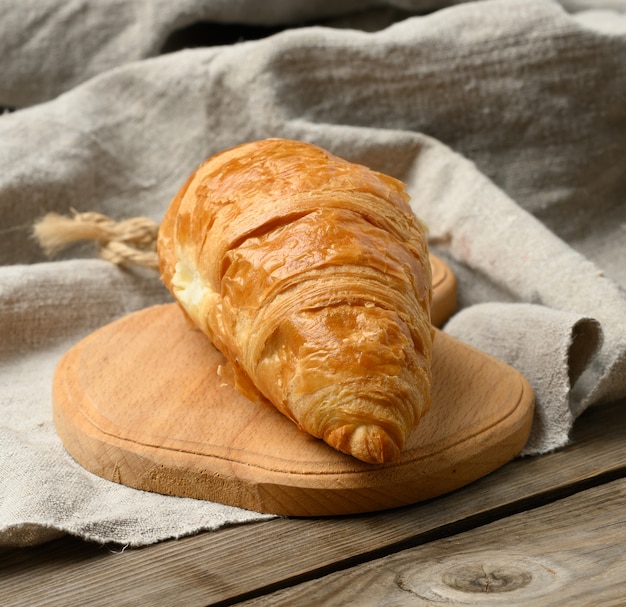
[158,138,433,463]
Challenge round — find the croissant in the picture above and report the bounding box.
[157,138,433,464]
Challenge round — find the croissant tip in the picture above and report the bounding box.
[326,424,402,464]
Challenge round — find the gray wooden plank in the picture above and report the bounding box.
[240,477,626,606]
[1,399,624,607]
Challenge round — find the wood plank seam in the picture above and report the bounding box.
[211,465,626,607]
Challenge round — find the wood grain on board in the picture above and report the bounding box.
[238,478,626,606]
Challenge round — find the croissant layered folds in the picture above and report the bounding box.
[158,138,433,464]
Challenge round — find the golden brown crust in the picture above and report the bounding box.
[158,138,433,464]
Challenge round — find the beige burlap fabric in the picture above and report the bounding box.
[1,0,625,546]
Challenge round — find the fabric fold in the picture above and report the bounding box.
[1,0,625,547]
[444,303,603,455]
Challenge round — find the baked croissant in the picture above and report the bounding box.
[158,138,433,464]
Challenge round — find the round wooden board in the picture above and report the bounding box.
[52,302,534,517]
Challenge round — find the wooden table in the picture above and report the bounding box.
[2,398,625,606]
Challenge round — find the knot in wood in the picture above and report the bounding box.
[441,562,532,593]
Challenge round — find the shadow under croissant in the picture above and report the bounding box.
[51,283,534,517]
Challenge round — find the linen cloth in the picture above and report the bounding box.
[1,0,625,547]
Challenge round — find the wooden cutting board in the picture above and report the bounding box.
[53,291,534,516]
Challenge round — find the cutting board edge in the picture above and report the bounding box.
[52,338,534,516]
